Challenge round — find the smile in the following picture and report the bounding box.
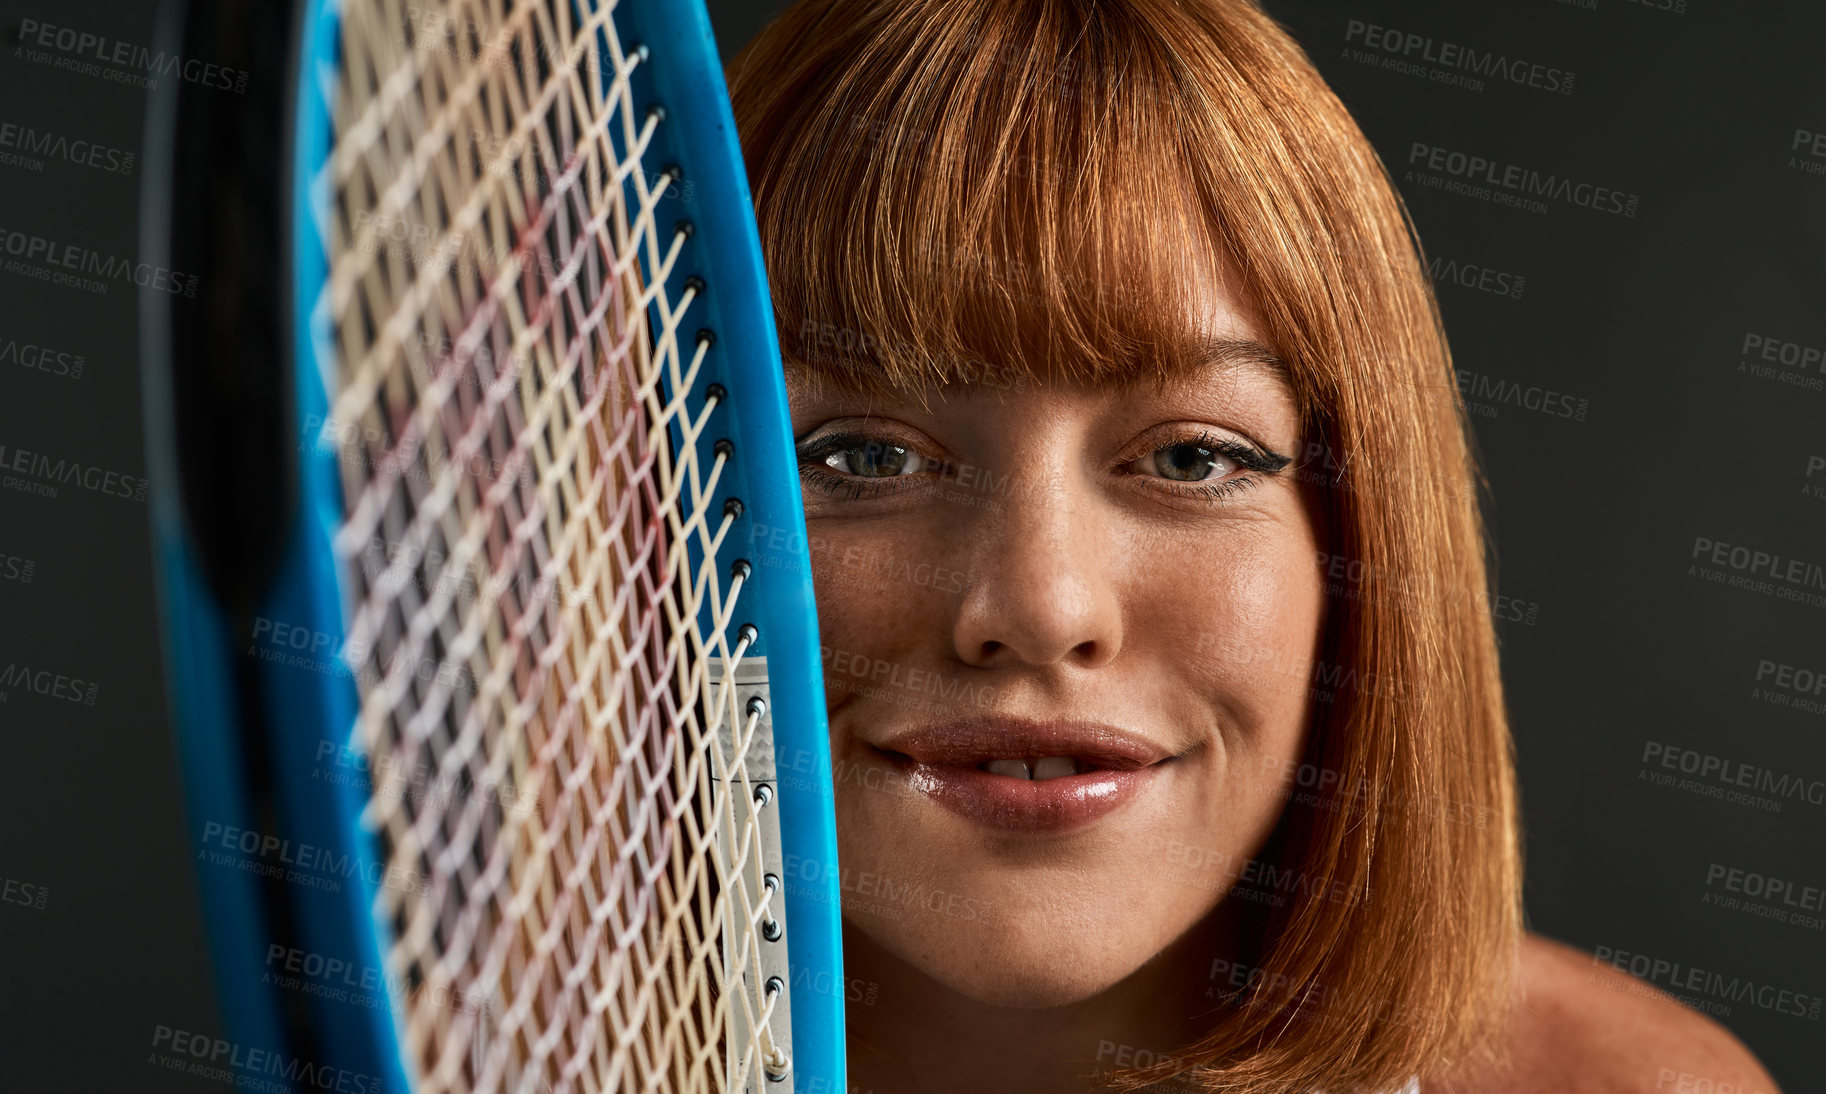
[868,718,1174,834]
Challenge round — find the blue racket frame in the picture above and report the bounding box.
[145,0,844,1089]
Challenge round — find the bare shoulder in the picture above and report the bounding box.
[1425,933,1784,1094]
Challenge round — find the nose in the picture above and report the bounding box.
[949,469,1123,670]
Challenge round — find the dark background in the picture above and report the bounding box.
[0,0,1820,1090]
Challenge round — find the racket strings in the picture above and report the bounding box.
[316,0,785,1090]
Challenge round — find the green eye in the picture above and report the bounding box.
[1152,441,1234,483]
[826,440,925,478]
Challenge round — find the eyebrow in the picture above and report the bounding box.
[1102,334,1293,398]
[1183,336,1290,384]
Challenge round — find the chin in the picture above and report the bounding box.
[846,894,1152,1009]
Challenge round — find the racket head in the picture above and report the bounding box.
[142,0,843,1089]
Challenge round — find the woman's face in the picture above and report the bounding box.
[788,270,1327,1009]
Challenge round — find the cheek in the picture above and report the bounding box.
[807,520,974,620]
[804,529,959,724]
[1115,521,1326,922]
[1150,523,1326,751]
[810,537,912,653]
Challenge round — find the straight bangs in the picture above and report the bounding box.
[728,0,1245,400]
[732,3,1523,1094]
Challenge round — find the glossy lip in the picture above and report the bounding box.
[869,717,1175,834]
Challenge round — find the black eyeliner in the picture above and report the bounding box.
[1187,430,1292,474]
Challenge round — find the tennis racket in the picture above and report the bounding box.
[138,1,842,1091]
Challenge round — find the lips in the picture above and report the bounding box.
[869,718,1174,833]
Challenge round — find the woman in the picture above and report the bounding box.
[727,1,1783,1091]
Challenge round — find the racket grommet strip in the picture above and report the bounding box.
[731,558,752,581]
[746,695,766,718]
[761,874,784,941]
[714,437,735,459]
[705,381,726,404]
[683,274,707,296]
[753,783,774,808]
[696,328,717,348]
[723,496,746,520]
[646,103,666,123]
[737,622,760,648]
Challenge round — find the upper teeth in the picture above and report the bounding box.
[985,757,1079,780]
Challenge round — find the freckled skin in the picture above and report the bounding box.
[788,278,1331,1091]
